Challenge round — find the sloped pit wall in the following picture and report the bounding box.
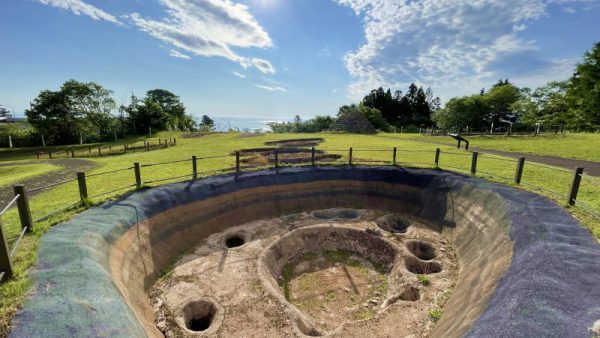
[10,167,600,338]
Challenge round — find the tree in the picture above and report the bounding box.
[201,115,214,127]
[121,89,196,134]
[567,41,600,128]
[26,79,116,144]
[433,95,489,131]
[358,103,390,131]
[484,82,521,126]
[145,89,193,130]
[268,116,333,133]
[361,84,438,127]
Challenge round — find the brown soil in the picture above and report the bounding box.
[286,253,387,332]
[150,209,458,337]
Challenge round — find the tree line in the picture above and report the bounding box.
[269,83,440,133]
[21,80,214,145]
[434,41,600,132]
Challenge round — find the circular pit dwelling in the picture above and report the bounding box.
[8,166,600,338]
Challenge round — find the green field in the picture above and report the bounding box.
[0,163,61,188]
[413,133,600,161]
[1,131,599,335]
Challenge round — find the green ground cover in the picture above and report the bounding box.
[0,164,61,188]
[411,133,600,161]
[0,131,599,336]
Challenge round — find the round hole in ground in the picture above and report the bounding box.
[183,300,216,332]
[375,215,410,233]
[399,286,420,301]
[406,241,436,260]
[225,235,245,248]
[404,256,442,274]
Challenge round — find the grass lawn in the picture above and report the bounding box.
[0,135,153,163]
[411,133,600,162]
[0,131,599,336]
[0,163,61,188]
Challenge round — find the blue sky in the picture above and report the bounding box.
[1,0,599,120]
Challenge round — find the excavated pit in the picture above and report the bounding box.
[12,167,600,338]
[150,210,457,337]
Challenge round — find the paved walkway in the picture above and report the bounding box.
[0,159,98,208]
[469,147,600,177]
[412,138,600,177]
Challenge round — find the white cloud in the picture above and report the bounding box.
[254,84,287,92]
[335,0,592,101]
[233,71,246,78]
[251,58,276,74]
[36,0,120,24]
[169,49,191,60]
[128,0,274,72]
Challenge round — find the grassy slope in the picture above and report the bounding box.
[411,133,600,161]
[0,131,599,336]
[0,164,61,188]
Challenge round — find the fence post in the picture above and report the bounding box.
[192,156,198,179]
[76,172,88,202]
[88,146,91,156]
[274,149,279,169]
[159,139,162,146]
[568,167,584,205]
[0,216,14,282]
[13,186,32,233]
[36,152,40,160]
[311,147,316,166]
[146,142,150,151]
[71,149,75,158]
[98,147,102,156]
[134,163,142,189]
[349,147,353,165]
[235,152,240,173]
[173,138,177,146]
[66,150,69,158]
[435,148,440,167]
[470,152,478,175]
[393,147,397,165]
[49,151,52,159]
[123,145,127,153]
[514,157,525,184]
[109,146,112,153]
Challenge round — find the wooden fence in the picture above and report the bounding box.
[35,138,177,159]
[1,146,599,283]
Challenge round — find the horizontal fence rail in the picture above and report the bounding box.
[34,138,177,160]
[1,145,599,284]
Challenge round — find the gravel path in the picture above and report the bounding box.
[0,159,98,208]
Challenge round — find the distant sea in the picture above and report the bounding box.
[209,116,288,132]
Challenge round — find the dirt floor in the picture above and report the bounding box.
[150,209,458,337]
[0,159,97,207]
